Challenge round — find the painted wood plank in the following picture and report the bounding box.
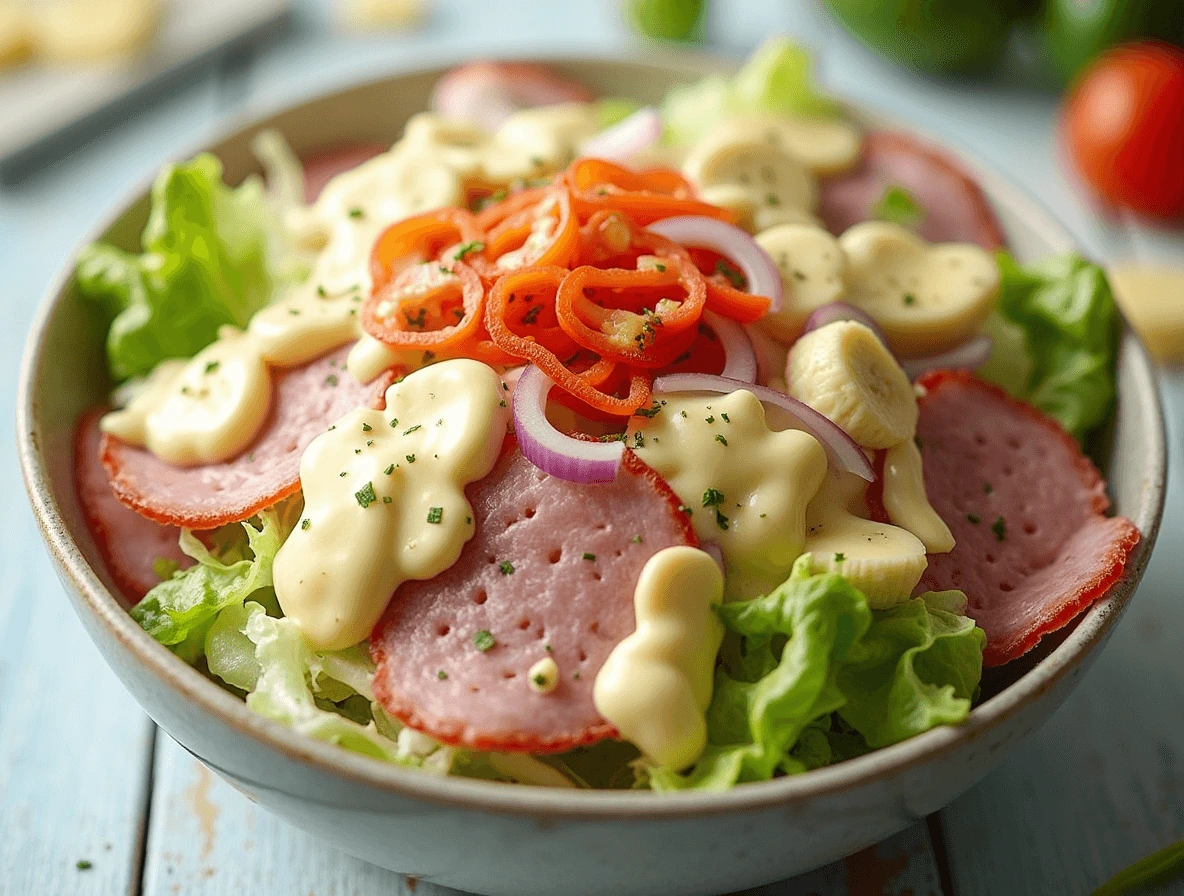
[143,734,940,896]
[0,65,232,896]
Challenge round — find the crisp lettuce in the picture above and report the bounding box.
[980,252,1120,442]
[131,504,294,659]
[76,154,274,381]
[650,557,983,791]
[661,38,838,146]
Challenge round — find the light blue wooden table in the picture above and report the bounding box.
[1,1,1181,893]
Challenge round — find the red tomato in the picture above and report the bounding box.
[1060,41,1184,220]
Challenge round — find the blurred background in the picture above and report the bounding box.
[1,2,1183,894]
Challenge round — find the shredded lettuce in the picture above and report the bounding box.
[661,38,838,146]
[595,97,643,129]
[131,503,294,660]
[76,153,275,381]
[649,557,983,791]
[979,252,1120,442]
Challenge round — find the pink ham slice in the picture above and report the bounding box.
[430,61,595,132]
[371,442,697,754]
[914,370,1139,666]
[100,346,394,530]
[301,144,385,202]
[818,130,1007,250]
[75,408,192,603]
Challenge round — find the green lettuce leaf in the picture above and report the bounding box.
[131,503,293,656]
[661,38,838,146]
[836,591,985,749]
[980,252,1119,442]
[76,153,274,381]
[650,558,984,791]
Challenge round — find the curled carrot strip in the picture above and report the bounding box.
[577,209,691,270]
[565,158,737,225]
[685,245,771,324]
[474,186,550,231]
[485,266,650,416]
[362,262,485,349]
[370,208,485,293]
[476,186,580,276]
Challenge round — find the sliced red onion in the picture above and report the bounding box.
[803,301,887,344]
[701,541,725,574]
[653,373,875,482]
[582,106,662,161]
[703,311,757,384]
[647,216,783,314]
[901,335,993,379]
[512,365,623,483]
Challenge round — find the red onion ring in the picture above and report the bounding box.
[653,373,875,482]
[647,216,783,314]
[701,541,726,574]
[703,311,757,383]
[582,106,662,161]
[901,335,993,379]
[802,301,887,344]
[512,365,623,483]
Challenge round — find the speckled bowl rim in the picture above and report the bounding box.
[17,48,1166,822]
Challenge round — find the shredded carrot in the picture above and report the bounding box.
[370,208,484,294]
[358,157,768,415]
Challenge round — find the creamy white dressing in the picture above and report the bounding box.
[593,546,724,770]
[804,468,928,608]
[248,279,365,367]
[839,221,1000,357]
[101,328,271,466]
[629,390,828,577]
[272,359,510,650]
[346,334,420,384]
[882,437,954,554]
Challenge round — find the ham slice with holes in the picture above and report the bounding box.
[914,370,1139,666]
[100,346,394,530]
[371,442,697,753]
[75,408,191,603]
[819,130,1007,250]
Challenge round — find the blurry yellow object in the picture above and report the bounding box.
[28,0,160,63]
[0,2,30,70]
[1108,264,1184,365]
[340,0,425,31]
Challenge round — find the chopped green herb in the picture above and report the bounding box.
[437,670,448,680]
[324,374,339,387]
[545,644,553,652]
[715,434,728,446]
[405,308,427,329]
[406,454,416,463]
[499,399,507,408]
[679,410,688,418]
[705,415,715,424]
[766,193,780,206]
[967,513,981,524]
[521,304,542,325]
[473,629,496,652]
[362,423,372,432]
[903,293,917,306]
[348,207,364,219]
[354,482,377,508]
[633,432,645,449]
[403,424,422,435]
[582,552,596,562]
[339,471,347,478]
[390,418,398,427]
[714,510,730,531]
[383,496,392,504]
[288,308,301,316]
[532,672,548,686]
[204,360,220,374]
[381,464,394,475]
[992,517,1007,541]
[702,488,725,508]
[366,440,373,447]
[872,184,924,228]
[714,259,745,289]
[630,534,643,544]
[834,552,845,563]
[499,560,514,575]
[76,860,93,871]
[720,412,730,423]
[300,519,311,531]
[984,482,994,494]
[572,671,581,680]
[316,284,327,297]
[426,506,444,524]
[678,504,693,515]
[635,403,663,418]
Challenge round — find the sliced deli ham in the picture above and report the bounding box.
[819,130,1007,250]
[100,346,393,530]
[75,408,191,603]
[914,370,1139,666]
[371,443,697,753]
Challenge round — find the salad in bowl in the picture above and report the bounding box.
[69,40,1140,792]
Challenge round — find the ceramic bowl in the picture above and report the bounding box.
[17,54,1166,896]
